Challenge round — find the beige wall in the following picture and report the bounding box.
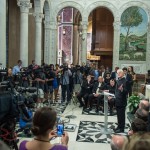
[8,0,37,67]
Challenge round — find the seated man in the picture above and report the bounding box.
[128,118,148,135]
[77,75,93,108]
[87,76,106,113]
[135,108,149,122]
[105,79,116,115]
[139,100,150,111]
[110,135,127,150]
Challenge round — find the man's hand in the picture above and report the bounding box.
[94,93,99,97]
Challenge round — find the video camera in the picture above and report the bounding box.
[60,65,68,71]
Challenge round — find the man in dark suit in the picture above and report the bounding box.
[87,76,106,112]
[77,75,93,108]
[114,69,128,133]
[110,66,119,81]
[122,67,133,97]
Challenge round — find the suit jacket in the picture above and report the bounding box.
[92,81,106,93]
[110,71,117,80]
[125,73,133,91]
[115,77,128,107]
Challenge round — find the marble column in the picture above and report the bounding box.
[44,21,50,64]
[73,25,79,65]
[0,0,6,67]
[49,22,57,64]
[34,13,44,65]
[81,22,88,64]
[146,22,150,71]
[17,1,32,67]
[113,20,121,70]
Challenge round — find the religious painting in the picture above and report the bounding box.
[119,6,148,61]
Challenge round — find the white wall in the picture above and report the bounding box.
[0,0,6,67]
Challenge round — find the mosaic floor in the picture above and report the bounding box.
[76,121,130,143]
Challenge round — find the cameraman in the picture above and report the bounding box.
[60,63,72,104]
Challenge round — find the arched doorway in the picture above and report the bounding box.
[88,7,114,69]
[56,7,82,65]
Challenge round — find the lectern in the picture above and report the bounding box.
[100,91,115,134]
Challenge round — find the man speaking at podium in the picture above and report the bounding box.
[114,69,128,133]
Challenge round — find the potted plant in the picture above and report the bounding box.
[128,92,140,114]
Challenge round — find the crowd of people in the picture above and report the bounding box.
[1,59,150,150]
[111,99,150,150]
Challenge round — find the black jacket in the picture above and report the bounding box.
[115,77,128,107]
[92,81,106,93]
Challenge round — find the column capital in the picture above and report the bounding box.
[33,13,44,23]
[17,1,32,13]
[113,21,121,31]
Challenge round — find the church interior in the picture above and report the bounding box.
[0,0,150,150]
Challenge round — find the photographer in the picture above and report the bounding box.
[73,65,83,94]
[12,60,22,75]
[45,65,55,102]
[33,67,46,107]
[60,63,72,104]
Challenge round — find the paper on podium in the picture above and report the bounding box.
[103,91,115,98]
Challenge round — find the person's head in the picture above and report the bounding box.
[115,67,119,72]
[31,107,57,136]
[98,76,104,83]
[110,79,115,87]
[100,65,105,72]
[131,118,147,133]
[128,66,134,73]
[135,108,149,121]
[111,135,127,150]
[117,69,124,78]
[106,72,111,78]
[32,60,35,65]
[55,64,59,69]
[87,75,91,81]
[50,64,54,70]
[123,132,150,150]
[139,100,150,111]
[17,60,22,67]
[122,67,127,75]
[7,67,12,76]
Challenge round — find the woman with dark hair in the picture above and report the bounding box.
[128,66,136,94]
[19,107,69,150]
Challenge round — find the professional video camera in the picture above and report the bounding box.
[0,68,7,82]
[0,81,37,149]
[60,65,69,71]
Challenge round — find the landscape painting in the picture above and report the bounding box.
[119,6,148,61]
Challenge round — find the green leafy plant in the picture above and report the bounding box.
[128,94,140,114]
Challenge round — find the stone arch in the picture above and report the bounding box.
[43,0,50,22]
[83,1,118,22]
[120,1,150,22]
[52,1,83,22]
[34,0,42,12]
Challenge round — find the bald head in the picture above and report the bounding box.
[98,76,104,83]
[139,100,150,111]
[111,135,126,150]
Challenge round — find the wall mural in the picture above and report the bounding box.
[119,6,148,61]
